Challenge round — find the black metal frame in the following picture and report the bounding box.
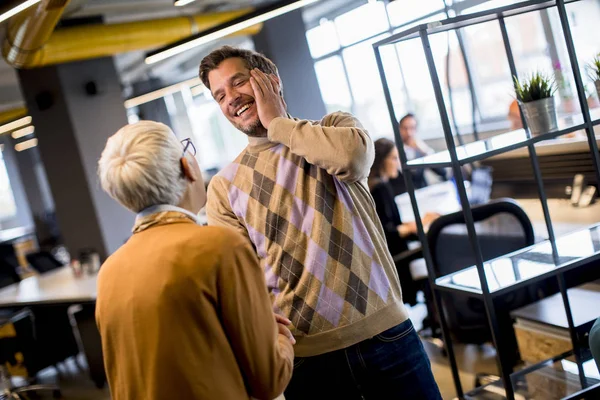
[373,0,600,399]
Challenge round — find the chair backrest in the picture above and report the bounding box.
[0,244,21,289]
[426,198,535,346]
[0,309,38,377]
[427,198,534,278]
[26,251,63,274]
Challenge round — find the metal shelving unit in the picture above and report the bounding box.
[373,1,600,399]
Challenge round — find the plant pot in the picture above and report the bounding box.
[596,80,600,102]
[520,97,558,136]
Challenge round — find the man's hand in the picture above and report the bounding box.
[250,68,287,130]
[274,314,296,345]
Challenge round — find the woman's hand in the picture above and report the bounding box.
[397,222,417,238]
[422,212,440,226]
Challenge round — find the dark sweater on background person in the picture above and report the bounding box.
[370,180,418,305]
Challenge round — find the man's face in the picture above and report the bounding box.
[399,117,417,143]
[207,57,264,137]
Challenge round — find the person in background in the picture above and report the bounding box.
[201,46,441,400]
[368,138,438,306]
[399,113,447,189]
[508,99,523,131]
[96,121,294,400]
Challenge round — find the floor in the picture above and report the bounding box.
[24,302,497,400]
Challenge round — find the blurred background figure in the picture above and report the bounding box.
[369,138,438,306]
[399,114,448,189]
[508,99,523,131]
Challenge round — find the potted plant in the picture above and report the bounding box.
[589,54,600,101]
[513,72,557,136]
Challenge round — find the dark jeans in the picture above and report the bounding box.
[284,319,442,400]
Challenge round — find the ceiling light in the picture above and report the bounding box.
[146,0,319,64]
[124,77,201,108]
[11,125,34,139]
[0,116,32,135]
[15,138,37,152]
[0,0,41,24]
[174,0,196,6]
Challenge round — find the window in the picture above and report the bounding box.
[343,34,394,137]
[0,150,17,221]
[306,20,340,59]
[334,2,389,46]
[314,56,353,114]
[387,0,445,27]
[305,0,595,142]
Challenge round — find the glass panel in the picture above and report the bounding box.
[306,20,340,59]
[461,21,513,121]
[406,112,587,166]
[343,35,393,138]
[313,56,353,113]
[436,223,600,294]
[334,2,389,47]
[387,0,446,27]
[466,352,600,399]
[394,37,445,139]
[392,12,446,33]
[0,150,17,221]
[379,43,408,130]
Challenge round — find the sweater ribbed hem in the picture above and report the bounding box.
[293,300,409,357]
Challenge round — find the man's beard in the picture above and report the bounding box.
[237,118,268,138]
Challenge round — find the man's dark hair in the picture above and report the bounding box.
[199,46,281,92]
[399,113,416,126]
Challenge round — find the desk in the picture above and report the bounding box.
[515,198,600,239]
[0,266,97,308]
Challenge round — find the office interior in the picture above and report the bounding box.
[0,0,600,399]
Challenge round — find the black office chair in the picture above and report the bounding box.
[0,244,21,290]
[427,198,551,366]
[25,251,63,274]
[0,309,61,399]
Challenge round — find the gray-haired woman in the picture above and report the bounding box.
[96,120,294,400]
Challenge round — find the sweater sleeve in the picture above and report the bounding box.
[267,112,374,183]
[206,176,250,241]
[217,237,294,400]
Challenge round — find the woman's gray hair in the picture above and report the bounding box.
[98,121,188,213]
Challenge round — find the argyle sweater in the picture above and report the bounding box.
[206,112,409,357]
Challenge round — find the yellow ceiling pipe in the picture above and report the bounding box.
[3,0,71,68]
[0,107,28,126]
[2,5,262,69]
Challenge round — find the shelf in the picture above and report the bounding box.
[435,223,600,297]
[373,0,580,46]
[404,112,592,170]
[465,350,600,400]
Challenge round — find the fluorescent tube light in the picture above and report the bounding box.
[0,0,40,24]
[146,0,319,64]
[0,116,32,135]
[124,77,201,108]
[11,125,34,139]
[15,138,38,152]
[174,0,196,6]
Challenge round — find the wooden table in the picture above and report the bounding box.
[0,266,97,308]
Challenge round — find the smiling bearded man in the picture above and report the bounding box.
[200,46,442,400]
